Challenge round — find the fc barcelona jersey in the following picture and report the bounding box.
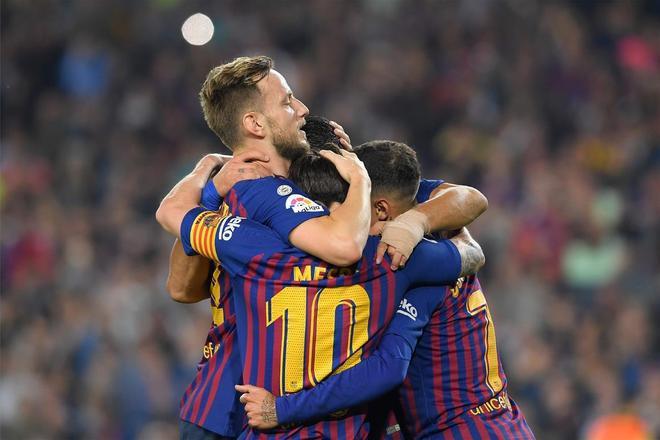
[181,207,461,439]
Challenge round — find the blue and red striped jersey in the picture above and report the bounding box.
[273,277,534,439]
[179,177,328,436]
[397,277,533,439]
[180,207,462,439]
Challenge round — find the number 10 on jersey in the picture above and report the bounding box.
[266,285,371,393]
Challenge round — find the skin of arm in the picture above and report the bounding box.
[165,152,265,304]
[419,183,488,232]
[155,150,371,261]
[288,150,372,267]
[166,239,211,303]
[378,183,488,269]
[156,154,223,238]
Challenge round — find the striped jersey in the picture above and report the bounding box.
[179,177,329,435]
[180,207,462,439]
[397,277,534,439]
[273,278,534,439]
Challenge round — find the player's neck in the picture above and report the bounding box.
[234,141,290,177]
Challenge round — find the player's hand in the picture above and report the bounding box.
[235,384,278,430]
[213,150,272,197]
[318,149,368,184]
[329,120,353,151]
[375,210,429,270]
[195,153,227,173]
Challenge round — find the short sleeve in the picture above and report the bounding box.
[180,206,291,276]
[225,177,329,242]
[415,179,445,204]
[402,238,461,287]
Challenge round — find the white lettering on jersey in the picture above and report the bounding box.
[396,298,418,321]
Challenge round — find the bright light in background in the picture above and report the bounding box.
[181,13,214,46]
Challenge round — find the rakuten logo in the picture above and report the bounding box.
[397,298,418,321]
[219,216,243,241]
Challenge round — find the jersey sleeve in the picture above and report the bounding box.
[179,206,290,276]
[402,238,461,286]
[275,288,442,425]
[225,177,329,242]
[415,179,445,204]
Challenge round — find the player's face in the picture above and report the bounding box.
[259,70,310,161]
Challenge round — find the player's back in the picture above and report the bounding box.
[231,236,422,439]
[398,276,534,439]
[179,209,463,440]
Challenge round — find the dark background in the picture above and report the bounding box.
[2,1,658,438]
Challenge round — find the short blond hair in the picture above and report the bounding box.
[199,56,273,148]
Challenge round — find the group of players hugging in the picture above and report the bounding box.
[156,56,535,439]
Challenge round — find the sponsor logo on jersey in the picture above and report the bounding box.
[397,298,418,320]
[277,184,293,196]
[285,194,324,213]
[218,216,243,241]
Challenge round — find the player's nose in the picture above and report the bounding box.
[295,98,309,118]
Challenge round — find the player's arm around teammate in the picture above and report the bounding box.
[165,150,272,302]
[165,122,357,303]
[155,149,371,249]
[375,183,488,269]
[235,228,485,430]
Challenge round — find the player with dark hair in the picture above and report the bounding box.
[156,144,485,438]
[236,143,535,439]
[299,115,343,152]
[167,99,487,437]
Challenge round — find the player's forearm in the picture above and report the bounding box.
[326,173,371,263]
[415,184,488,232]
[276,338,409,425]
[156,155,220,236]
[166,239,211,303]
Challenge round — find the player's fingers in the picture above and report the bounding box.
[338,149,358,159]
[375,242,388,265]
[399,255,408,267]
[391,252,404,271]
[239,393,249,404]
[370,221,386,236]
[339,137,353,151]
[236,166,262,178]
[235,149,270,163]
[387,245,397,258]
[318,149,342,166]
[253,161,274,177]
[235,384,256,393]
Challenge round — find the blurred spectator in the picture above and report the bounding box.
[1,0,658,438]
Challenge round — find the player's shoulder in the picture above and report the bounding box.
[240,177,327,215]
[232,176,295,193]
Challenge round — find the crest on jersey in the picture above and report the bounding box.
[199,213,221,229]
[277,184,292,196]
[285,194,324,213]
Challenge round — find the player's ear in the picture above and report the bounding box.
[374,199,391,221]
[243,112,267,138]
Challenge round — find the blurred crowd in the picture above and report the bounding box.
[2,0,658,439]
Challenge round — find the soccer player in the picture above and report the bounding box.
[169,114,487,437]
[167,56,377,438]
[236,143,535,439]
[156,147,485,438]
